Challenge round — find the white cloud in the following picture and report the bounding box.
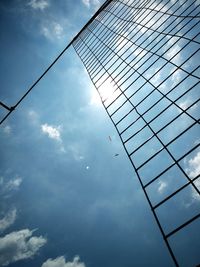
[149,68,161,86]
[3,126,11,134]
[195,0,200,6]
[157,180,167,194]
[41,22,64,40]
[192,179,200,201]
[0,176,22,194]
[41,256,86,267]
[178,99,198,113]
[41,123,66,153]
[6,177,22,191]
[186,151,200,179]
[82,0,90,8]
[0,229,47,266]
[166,43,181,64]
[67,143,84,161]
[82,0,100,9]
[28,0,49,10]
[0,209,17,233]
[185,151,200,203]
[28,110,39,124]
[171,68,182,87]
[41,123,62,141]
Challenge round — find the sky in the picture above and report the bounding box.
[0,0,199,267]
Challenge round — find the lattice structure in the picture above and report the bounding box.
[73,0,200,266]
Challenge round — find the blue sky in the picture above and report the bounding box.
[0,0,200,267]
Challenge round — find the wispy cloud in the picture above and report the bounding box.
[3,125,11,135]
[185,151,200,203]
[0,209,17,233]
[5,177,22,191]
[0,229,47,266]
[28,0,49,10]
[0,176,22,196]
[41,123,66,153]
[41,123,62,141]
[178,99,198,113]
[67,143,85,161]
[82,0,101,10]
[186,151,200,179]
[195,0,200,6]
[41,255,86,267]
[157,180,167,194]
[41,22,64,40]
[166,42,182,65]
[28,110,40,125]
[82,0,90,8]
[171,68,182,88]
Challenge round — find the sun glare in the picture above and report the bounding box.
[98,78,118,103]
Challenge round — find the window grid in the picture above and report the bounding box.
[73,1,200,266]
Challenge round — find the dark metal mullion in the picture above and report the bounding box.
[85,14,200,199]
[85,5,181,106]
[88,0,153,77]
[81,53,180,267]
[75,20,101,53]
[119,70,200,135]
[76,2,118,53]
[112,8,200,87]
[84,37,110,72]
[95,0,184,88]
[76,39,96,63]
[73,39,106,103]
[166,213,200,239]
[88,31,122,76]
[83,16,120,64]
[131,102,200,197]
[127,47,200,122]
[86,2,150,82]
[76,35,96,59]
[90,0,165,82]
[129,113,199,159]
[124,96,200,147]
[79,26,108,63]
[85,60,180,267]
[87,0,150,76]
[153,174,200,210]
[144,143,200,189]
[119,0,200,19]
[0,102,13,111]
[78,28,125,105]
[86,27,141,114]
[77,6,117,58]
[73,2,200,267]
[104,95,179,267]
[106,0,198,89]
[108,35,200,122]
[98,23,200,106]
[112,19,200,100]
[122,89,199,147]
[115,63,200,131]
[106,33,199,124]
[84,0,139,67]
[104,8,200,45]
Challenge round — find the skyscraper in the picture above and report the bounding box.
[0,0,199,266]
[73,0,200,266]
